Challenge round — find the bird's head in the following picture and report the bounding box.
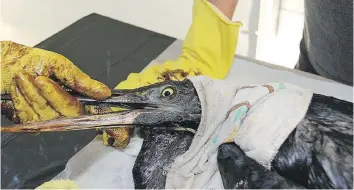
[0,79,202,133]
[106,79,202,132]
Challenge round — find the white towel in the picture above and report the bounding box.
[165,76,313,189]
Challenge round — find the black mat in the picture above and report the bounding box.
[1,13,175,189]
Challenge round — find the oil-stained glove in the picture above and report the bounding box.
[102,0,243,149]
[1,40,111,124]
[217,142,305,189]
[1,41,135,148]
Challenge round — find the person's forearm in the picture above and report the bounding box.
[115,0,243,90]
[207,0,238,19]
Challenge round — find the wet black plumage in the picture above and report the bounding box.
[217,142,305,189]
[271,94,353,189]
[133,129,194,189]
[218,93,353,189]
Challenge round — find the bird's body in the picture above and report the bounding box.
[129,82,353,189]
[1,79,352,189]
[133,129,194,189]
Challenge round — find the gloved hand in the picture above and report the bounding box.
[102,0,243,148]
[217,142,304,189]
[1,40,111,124]
[1,41,136,148]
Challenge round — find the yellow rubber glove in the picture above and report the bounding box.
[117,0,242,89]
[1,41,111,124]
[102,0,242,148]
[1,41,133,147]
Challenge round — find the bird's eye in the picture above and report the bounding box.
[161,87,174,97]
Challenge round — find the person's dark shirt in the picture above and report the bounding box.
[298,0,353,86]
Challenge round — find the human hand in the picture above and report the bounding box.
[1,41,111,124]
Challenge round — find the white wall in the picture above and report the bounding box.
[256,0,304,68]
[0,0,257,58]
[1,0,189,46]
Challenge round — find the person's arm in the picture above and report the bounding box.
[115,0,242,90]
[207,0,238,19]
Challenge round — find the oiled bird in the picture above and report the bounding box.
[1,79,352,189]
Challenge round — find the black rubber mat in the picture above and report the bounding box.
[1,13,175,189]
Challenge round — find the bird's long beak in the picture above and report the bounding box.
[0,88,200,133]
[1,110,163,133]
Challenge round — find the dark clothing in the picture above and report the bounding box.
[296,0,353,86]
